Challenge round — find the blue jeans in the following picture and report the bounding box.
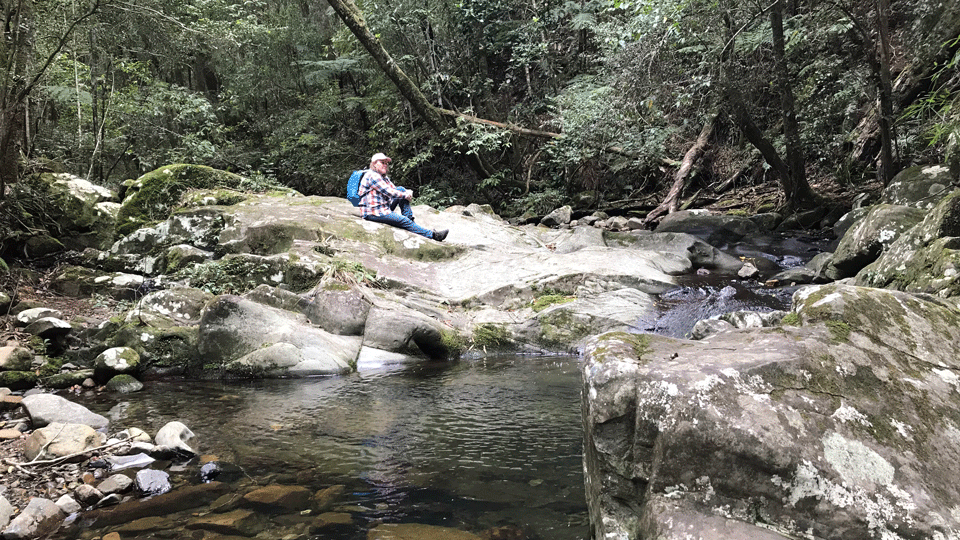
[364,198,434,239]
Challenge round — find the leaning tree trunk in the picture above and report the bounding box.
[643,113,717,225]
[875,0,896,185]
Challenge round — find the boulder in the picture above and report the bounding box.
[857,189,960,296]
[540,205,572,227]
[655,210,759,247]
[606,231,743,273]
[0,346,33,371]
[94,347,141,374]
[107,323,199,377]
[48,266,146,301]
[1,497,65,540]
[14,307,62,326]
[105,374,144,393]
[22,317,72,341]
[127,287,214,328]
[362,307,451,360]
[880,164,957,208]
[135,469,171,496]
[97,474,134,495]
[13,172,118,250]
[21,393,108,429]
[582,283,960,539]
[23,422,103,461]
[198,295,360,376]
[299,286,370,336]
[240,485,312,511]
[827,204,925,279]
[154,421,196,456]
[0,371,38,391]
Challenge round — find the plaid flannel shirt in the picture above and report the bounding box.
[359,171,406,218]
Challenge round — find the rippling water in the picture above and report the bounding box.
[67,355,588,539]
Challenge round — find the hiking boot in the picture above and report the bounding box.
[433,229,449,242]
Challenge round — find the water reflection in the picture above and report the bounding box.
[68,355,588,540]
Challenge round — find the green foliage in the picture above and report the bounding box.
[472,323,512,347]
[532,293,575,312]
[901,35,960,166]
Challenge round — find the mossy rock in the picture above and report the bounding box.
[472,323,513,349]
[0,371,38,391]
[109,324,200,376]
[43,370,94,389]
[105,374,144,393]
[116,164,248,237]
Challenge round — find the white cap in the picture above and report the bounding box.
[370,152,392,163]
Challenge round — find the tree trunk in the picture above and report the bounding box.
[0,0,34,196]
[643,113,717,225]
[876,0,896,185]
[770,0,812,205]
[724,86,808,208]
[324,0,447,134]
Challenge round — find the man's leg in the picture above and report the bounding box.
[390,198,416,221]
[364,212,434,239]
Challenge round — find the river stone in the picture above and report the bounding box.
[827,204,925,279]
[43,370,95,390]
[540,205,572,227]
[1,497,64,540]
[78,481,230,527]
[97,474,134,495]
[0,346,33,371]
[23,317,72,341]
[21,393,109,429]
[241,485,311,511]
[185,508,266,536]
[689,317,735,339]
[608,232,744,273]
[367,523,482,540]
[0,371,38,391]
[135,469,171,496]
[164,244,214,272]
[74,484,104,507]
[300,286,371,335]
[581,283,960,539]
[655,210,759,246]
[362,307,450,360]
[0,495,14,529]
[154,421,196,455]
[131,286,214,327]
[198,295,360,375]
[105,374,144,393]
[14,307,62,326]
[312,485,345,512]
[56,494,81,514]
[225,342,301,377]
[313,512,352,528]
[880,163,957,208]
[24,422,102,462]
[95,347,141,373]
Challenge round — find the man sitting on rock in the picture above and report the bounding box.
[358,153,448,242]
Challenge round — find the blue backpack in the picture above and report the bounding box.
[346,169,368,206]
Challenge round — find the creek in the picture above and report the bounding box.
[58,231,828,540]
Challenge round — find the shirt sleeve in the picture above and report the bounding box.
[367,172,407,199]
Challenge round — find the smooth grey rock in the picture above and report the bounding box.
[21,394,109,429]
[97,473,134,495]
[22,317,72,340]
[55,494,81,515]
[135,469,172,496]
[0,495,13,530]
[609,232,744,274]
[655,210,759,246]
[128,287,214,327]
[0,346,32,371]
[856,189,960,296]
[23,422,102,462]
[74,484,104,507]
[1,498,64,539]
[582,283,960,539]
[154,421,196,456]
[689,318,735,340]
[737,261,759,278]
[14,307,62,326]
[362,307,450,360]
[198,295,360,376]
[540,205,572,227]
[105,374,144,393]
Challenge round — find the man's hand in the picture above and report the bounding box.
[404,190,414,201]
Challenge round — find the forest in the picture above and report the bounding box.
[0,0,958,227]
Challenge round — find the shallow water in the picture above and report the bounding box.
[65,355,588,539]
